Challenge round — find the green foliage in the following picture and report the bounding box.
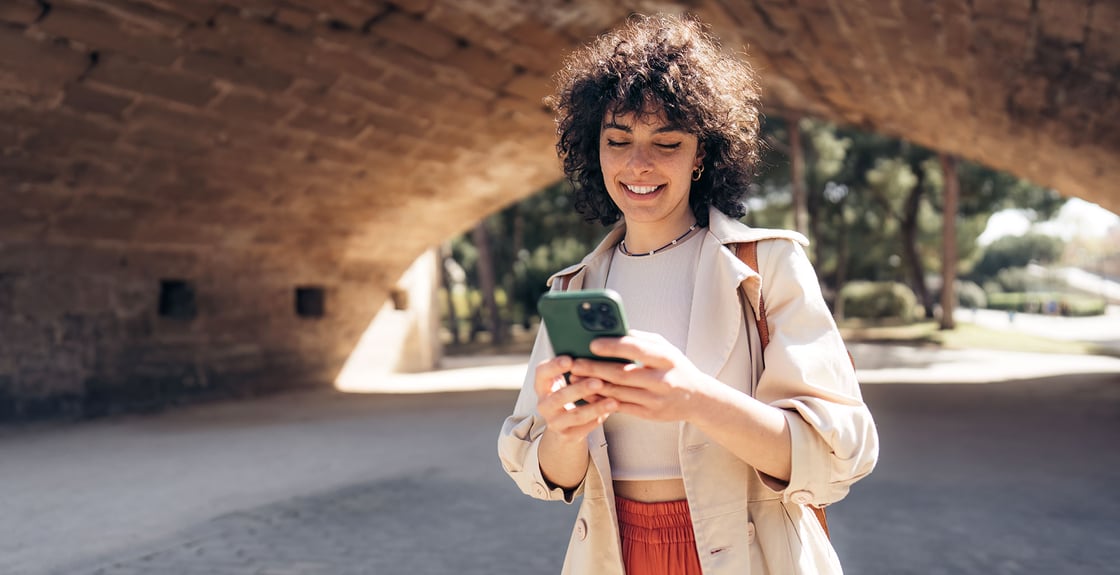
[838,281,919,321]
[992,267,1036,293]
[751,117,1066,301]
[955,281,988,309]
[971,234,1066,280]
[987,293,1106,316]
[447,117,1073,336]
[933,280,988,309]
[446,180,608,336]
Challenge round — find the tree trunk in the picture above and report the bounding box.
[510,205,526,328]
[901,174,934,319]
[439,243,460,345]
[471,221,505,344]
[834,201,850,321]
[789,116,809,237]
[939,154,959,330]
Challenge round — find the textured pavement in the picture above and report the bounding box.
[2,348,1119,575]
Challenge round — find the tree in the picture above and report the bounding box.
[755,117,1066,322]
[939,154,959,330]
[971,234,1066,280]
[471,221,504,344]
[445,180,608,345]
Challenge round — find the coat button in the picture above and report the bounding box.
[533,483,548,498]
[746,521,756,544]
[575,518,589,541]
[790,490,814,505]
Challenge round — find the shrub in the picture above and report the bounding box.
[986,292,1106,316]
[839,281,919,321]
[956,281,988,309]
[973,233,1065,279]
[993,267,1034,292]
[932,280,988,309]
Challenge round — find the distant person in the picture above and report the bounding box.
[498,14,879,575]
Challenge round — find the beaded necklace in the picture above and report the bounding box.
[618,223,700,257]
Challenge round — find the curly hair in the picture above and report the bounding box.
[547,13,764,227]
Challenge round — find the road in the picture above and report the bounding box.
[1,348,1118,575]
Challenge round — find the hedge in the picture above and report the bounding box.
[839,281,919,321]
[986,292,1106,317]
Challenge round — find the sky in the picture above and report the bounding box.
[977,198,1120,246]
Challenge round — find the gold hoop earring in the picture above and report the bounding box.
[692,164,704,181]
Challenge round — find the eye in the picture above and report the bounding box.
[656,142,682,150]
[606,139,630,148]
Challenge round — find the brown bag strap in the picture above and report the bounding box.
[733,241,830,540]
[736,242,770,349]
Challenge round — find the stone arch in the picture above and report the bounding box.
[0,0,1116,415]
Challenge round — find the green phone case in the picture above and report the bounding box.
[537,289,631,363]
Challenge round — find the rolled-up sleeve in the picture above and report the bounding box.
[497,318,586,503]
[753,240,879,506]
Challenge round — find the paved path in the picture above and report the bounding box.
[954,305,1120,353]
[1,347,1118,575]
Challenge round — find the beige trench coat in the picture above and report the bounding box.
[498,208,879,574]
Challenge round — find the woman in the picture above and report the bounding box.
[498,14,878,575]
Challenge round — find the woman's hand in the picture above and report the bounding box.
[569,330,714,423]
[534,355,619,444]
[573,330,794,481]
[534,355,619,491]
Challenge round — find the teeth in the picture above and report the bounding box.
[626,184,659,195]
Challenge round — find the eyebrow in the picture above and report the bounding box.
[602,121,685,134]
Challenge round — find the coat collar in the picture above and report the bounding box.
[546,207,808,287]
[545,207,808,378]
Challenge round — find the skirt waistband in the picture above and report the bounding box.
[615,496,695,544]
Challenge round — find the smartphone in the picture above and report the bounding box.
[537,289,631,364]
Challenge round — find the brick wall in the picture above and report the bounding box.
[0,0,1117,417]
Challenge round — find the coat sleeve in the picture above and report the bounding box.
[753,239,879,507]
[497,293,587,504]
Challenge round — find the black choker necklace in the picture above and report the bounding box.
[618,223,699,257]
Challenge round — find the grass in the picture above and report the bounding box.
[444,317,1115,359]
[839,319,1111,356]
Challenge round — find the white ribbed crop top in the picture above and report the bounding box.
[601,228,703,480]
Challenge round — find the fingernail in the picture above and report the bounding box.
[588,379,602,389]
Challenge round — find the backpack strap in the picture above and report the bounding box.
[736,242,770,349]
[733,241,831,540]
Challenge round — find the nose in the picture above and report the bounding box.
[626,145,654,174]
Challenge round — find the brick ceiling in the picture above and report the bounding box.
[1,0,1117,414]
[2,0,1117,272]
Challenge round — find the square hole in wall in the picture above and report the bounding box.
[296,286,325,318]
[159,280,196,319]
[389,287,409,311]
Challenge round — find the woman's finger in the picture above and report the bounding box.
[548,395,618,434]
[589,335,676,370]
[533,356,573,398]
[569,358,650,388]
[595,381,658,406]
[540,376,610,415]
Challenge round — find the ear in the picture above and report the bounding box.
[694,142,707,167]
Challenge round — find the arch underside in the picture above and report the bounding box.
[0,0,1115,414]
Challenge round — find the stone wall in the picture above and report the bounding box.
[0,0,1117,417]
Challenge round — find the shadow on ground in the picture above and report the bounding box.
[7,372,1119,575]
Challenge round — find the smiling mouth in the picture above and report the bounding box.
[624,183,664,195]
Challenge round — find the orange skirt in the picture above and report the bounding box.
[616,496,703,575]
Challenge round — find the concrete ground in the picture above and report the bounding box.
[1,345,1119,575]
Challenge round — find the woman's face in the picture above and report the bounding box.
[599,108,704,231]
